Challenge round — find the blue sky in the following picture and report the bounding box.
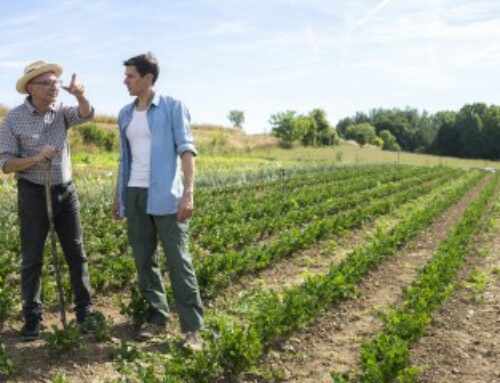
[1,0,499,134]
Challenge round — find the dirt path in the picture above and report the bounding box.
[408,196,500,383]
[240,178,488,382]
[208,227,366,310]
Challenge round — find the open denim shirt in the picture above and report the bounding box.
[117,93,197,217]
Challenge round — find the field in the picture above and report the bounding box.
[0,129,499,382]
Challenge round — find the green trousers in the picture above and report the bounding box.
[126,187,204,332]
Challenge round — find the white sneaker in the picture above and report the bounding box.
[184,331,204,351]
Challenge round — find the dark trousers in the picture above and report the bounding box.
[17,178,92,322]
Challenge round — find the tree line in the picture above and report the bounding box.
[3,102,499,160]
[269,103,500,160]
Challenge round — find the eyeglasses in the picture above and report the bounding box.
[30,80,63,88]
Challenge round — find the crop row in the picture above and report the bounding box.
[196,169,466,297]
[111,170,484,382]
[347,174,498,383]
[193,166,445,252]
[83,167,460,296]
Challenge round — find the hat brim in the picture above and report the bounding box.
[16,63,63,94]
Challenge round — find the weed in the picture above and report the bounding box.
[465,268,488,302]
[118,286,149,329]
[0,344,15,380]
[44,322,84,354]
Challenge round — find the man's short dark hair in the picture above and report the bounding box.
[124,52,159,84]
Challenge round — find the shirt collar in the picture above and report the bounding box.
[150,92,160,107]
[133,91,160,110]
[24,96,58,115]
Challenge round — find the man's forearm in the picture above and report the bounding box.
[181,151,195,194]
[76,94,92,118]
[3,155,41,174]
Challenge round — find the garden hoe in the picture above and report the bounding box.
[45,160,67,328]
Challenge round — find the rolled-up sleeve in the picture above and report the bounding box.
[172,100,197,156]
[0,115,19,172]
[62,105,95,128]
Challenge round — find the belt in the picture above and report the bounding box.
[18,177,73,191]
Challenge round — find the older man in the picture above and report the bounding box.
[0,60,94,340]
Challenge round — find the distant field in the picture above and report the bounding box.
[249,142,500,170]
[1,117,498,173]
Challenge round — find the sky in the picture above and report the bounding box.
[1,0,499,134]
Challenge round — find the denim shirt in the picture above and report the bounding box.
[117,93,197,217]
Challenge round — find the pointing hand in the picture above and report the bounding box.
[62,73,85,97]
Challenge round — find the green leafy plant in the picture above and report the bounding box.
[0,286,16,327]
[118,286,149,329]
[111,341,141,364]
[465,268,488,302]
[85,311,113,342]
[50,372,69,383]
[44,322,84,354]
[0,344,15,380]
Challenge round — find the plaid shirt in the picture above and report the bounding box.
[0,97,94,185]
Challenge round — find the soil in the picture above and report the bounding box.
[408,197,500,383]
[239,178,492,382]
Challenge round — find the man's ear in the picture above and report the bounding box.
[146,73,154,85]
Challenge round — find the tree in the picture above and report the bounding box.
[298,115,317,146]
[345,122,377,146]
[227,110,245,129]
[415,110,437,152]
[370,109,413,150]
[430,111,459,156]
[378,129,401,151]
[309,108,337,145]
[456,103,488,158]
[269,110,303,148]
[336,117,354,137]
[482,104,500,160]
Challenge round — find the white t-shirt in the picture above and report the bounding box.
[126,109,151,187]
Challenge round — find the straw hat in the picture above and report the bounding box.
[16,60,63,94]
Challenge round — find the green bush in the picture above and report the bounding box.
[44,323,84,354]
[78,123,117,151]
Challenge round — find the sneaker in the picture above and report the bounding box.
[135,322,167,341]
[183,331,204,352]
[20,318,41,341]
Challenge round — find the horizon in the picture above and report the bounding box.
[1,0,499,134]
